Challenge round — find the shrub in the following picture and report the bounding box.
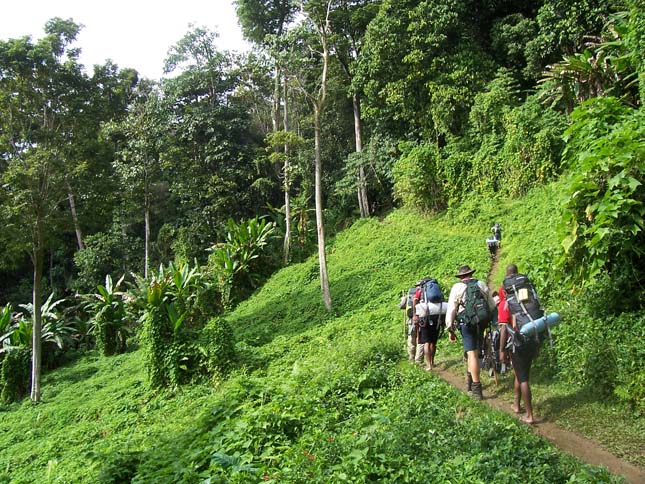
[199,317,236,379]
[0,347,31,403]
[73,229,142,294]
[560,98,645,294]
[555,283,645,412]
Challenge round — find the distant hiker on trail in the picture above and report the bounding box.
[486,236,499,258]
[412,278,446,371]
[499,263,543,424]
[491,223,502,241]
[445,265,496,400]
[399,285,423,364]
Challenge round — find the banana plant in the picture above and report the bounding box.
[19,294,76,350]
[0,304,14,352]
[209,217,276,309]
[85,275,129,355]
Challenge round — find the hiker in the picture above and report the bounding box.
[399,285,423,364]
[499,264,543,424]
[491,223,502,241]
[486,236,499,258]
[492,291,510,374]
[445,265,496,400]
[412,278,445,371]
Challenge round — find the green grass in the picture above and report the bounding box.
[0,181,634,483]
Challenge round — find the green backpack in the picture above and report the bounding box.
[457,279,492,328]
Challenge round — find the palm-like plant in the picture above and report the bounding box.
[19,294,76,350]
[0,304,14,353]
[538,48,618,112]
[85,275,129,356]
[209,217,276,309]
[139,260,209,387]
[538,11,640,112]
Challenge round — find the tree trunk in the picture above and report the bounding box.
[272,67,281,137]
[283,77,291,265]
[144,191,150,279]
[67,183,84,250]
[121,216,129,275]
[314,104,332,311]
[30,212,45,403]
[313,5,333,311]
[352,93,369,218]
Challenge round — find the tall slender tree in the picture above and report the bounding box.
[236,0,298,262]
[330,0,378,217]
[284,1,334,309]
[0,18,89,401]
[104,81,165,279]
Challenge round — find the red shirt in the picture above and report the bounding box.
[497,285,511,324]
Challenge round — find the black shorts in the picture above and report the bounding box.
[418,315,440,344]
[511,340,539,383]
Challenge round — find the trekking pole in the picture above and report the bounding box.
[488,324,499,386]
[402,290,407,353]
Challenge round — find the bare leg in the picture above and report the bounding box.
[428,342,436,367]
[466,350,480,382]
[424,343,432,370]
[520,382,535,423]
[511,374,522,413]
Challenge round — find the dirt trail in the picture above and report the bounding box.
[486,248,500,289]
[431,248,645,484]
[432,364,644,484]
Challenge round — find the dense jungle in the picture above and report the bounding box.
[0,1,643,482]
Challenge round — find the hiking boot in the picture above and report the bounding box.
[466,372,473,393]
[471,381,483,401]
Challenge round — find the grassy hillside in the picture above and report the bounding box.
[0,182,628,483]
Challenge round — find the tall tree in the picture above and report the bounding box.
[284,1,334,309]
[104,80,166,279]
[161,26,260,259]
[330,0,379,217]
[356,0,496,142]
[236,0,298,262]
[0,18,88,401]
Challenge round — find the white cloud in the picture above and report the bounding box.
[1,0,250,79]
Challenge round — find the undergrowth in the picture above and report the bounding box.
[0,181,633,483]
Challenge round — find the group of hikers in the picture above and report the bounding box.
[399,235,546,424]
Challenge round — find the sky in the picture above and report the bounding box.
[1,0,251,80]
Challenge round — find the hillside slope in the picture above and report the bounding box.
[0,181,626,483]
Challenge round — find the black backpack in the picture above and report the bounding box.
[503,273,544,329]
[457,279,492,328]
[406,287,416,319]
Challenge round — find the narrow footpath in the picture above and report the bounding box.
[430,249,645,484]
[432,364,644,484]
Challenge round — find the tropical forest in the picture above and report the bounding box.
[0,0,643,482]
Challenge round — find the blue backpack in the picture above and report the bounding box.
[421,278,443,303]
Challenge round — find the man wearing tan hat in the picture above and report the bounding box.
[445,265,496,400]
